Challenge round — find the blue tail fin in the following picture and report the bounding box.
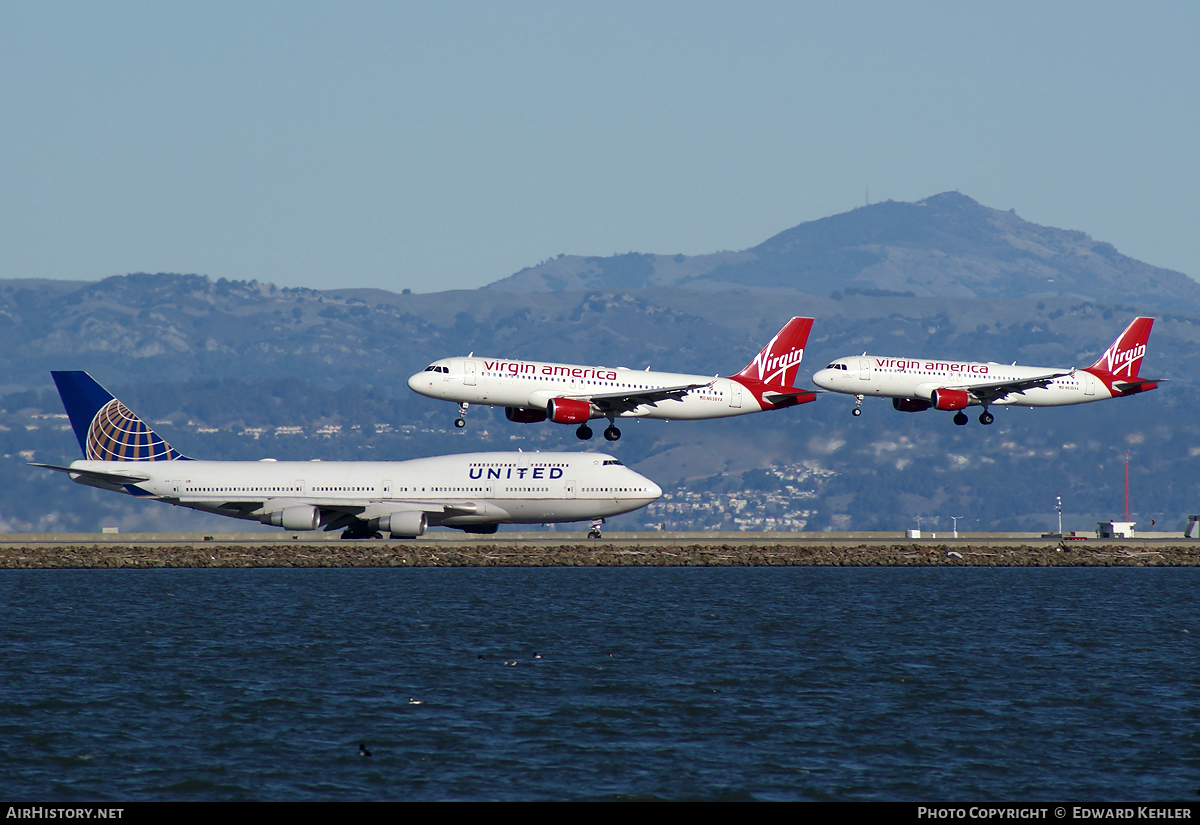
[51,371,187,461]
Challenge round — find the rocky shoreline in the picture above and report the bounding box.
[2,541,1199,568]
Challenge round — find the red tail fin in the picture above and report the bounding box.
[736,317,813,387]
[1087,317,1154,379]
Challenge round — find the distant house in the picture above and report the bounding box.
[1097,521,1136,539]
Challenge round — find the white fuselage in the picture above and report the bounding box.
[812,356,1110,407]
[65,451,661,528]
[408,357,766,419]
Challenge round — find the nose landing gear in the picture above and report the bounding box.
[454,402,469,428]
[851,394,864,416]
[588,518,605,539]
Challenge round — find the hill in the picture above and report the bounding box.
[486,193,1200,313]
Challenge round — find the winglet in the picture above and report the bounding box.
[736,317,814,387]
[50,371,187,461]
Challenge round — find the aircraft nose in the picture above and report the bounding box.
[812,369,832,389]
[407,372,421,393]
[643,477,663,500]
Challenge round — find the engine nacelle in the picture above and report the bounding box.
[892,397,932,413]
[546,397,591,424]
[375,510,427,539]
[505,406,548,423]
[930,389,970,411]
[265,505,320,531]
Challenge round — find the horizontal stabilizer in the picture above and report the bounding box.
[30,463,150,485]
[763,388,818,406]
[1113,377,1161,395]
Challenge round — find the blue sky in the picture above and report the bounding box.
[2,2,1198,293]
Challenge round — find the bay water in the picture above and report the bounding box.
[1,566,1196,801]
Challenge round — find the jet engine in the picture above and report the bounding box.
[265,505,320,531]
[546,397,591,424]
[892,397,932,412]
[374,510,427,539]
[930,389,970,411]
[505,406,548,423]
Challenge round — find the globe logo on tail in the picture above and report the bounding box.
[85,399,183,461]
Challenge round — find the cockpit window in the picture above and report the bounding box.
[603,459,624,466]
[423,365,449,373]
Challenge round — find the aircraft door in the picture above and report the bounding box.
[1084,373,1096,396]
[858,358,872,381]
[728,382,742,408]
[381,479,392,498]
[564,479,576,499]
[465,361,476,386]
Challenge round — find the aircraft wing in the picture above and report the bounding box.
[313,498,481,532]
[173,496,480,517]
[171,494,483,531]
[580,382,709,415]
[31,463,151,485]
[953,371,1072,405]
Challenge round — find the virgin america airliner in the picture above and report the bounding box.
[811,317,1159,426]
[408,318,816,441]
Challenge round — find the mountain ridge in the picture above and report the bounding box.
[485,192,1200,312]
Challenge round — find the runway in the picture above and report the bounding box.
[1,532,1197,567]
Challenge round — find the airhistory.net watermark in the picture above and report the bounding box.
[6,810,123,819]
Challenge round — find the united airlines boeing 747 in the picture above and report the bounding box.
[34,372,661,538]
[811,317,1159,426]
[408,317,816,440]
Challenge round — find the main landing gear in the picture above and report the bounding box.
[577,421,622,441]
[454,402,469,428]
[952,410,993,426]
[588,518,605,539]
[851,394,864,416]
